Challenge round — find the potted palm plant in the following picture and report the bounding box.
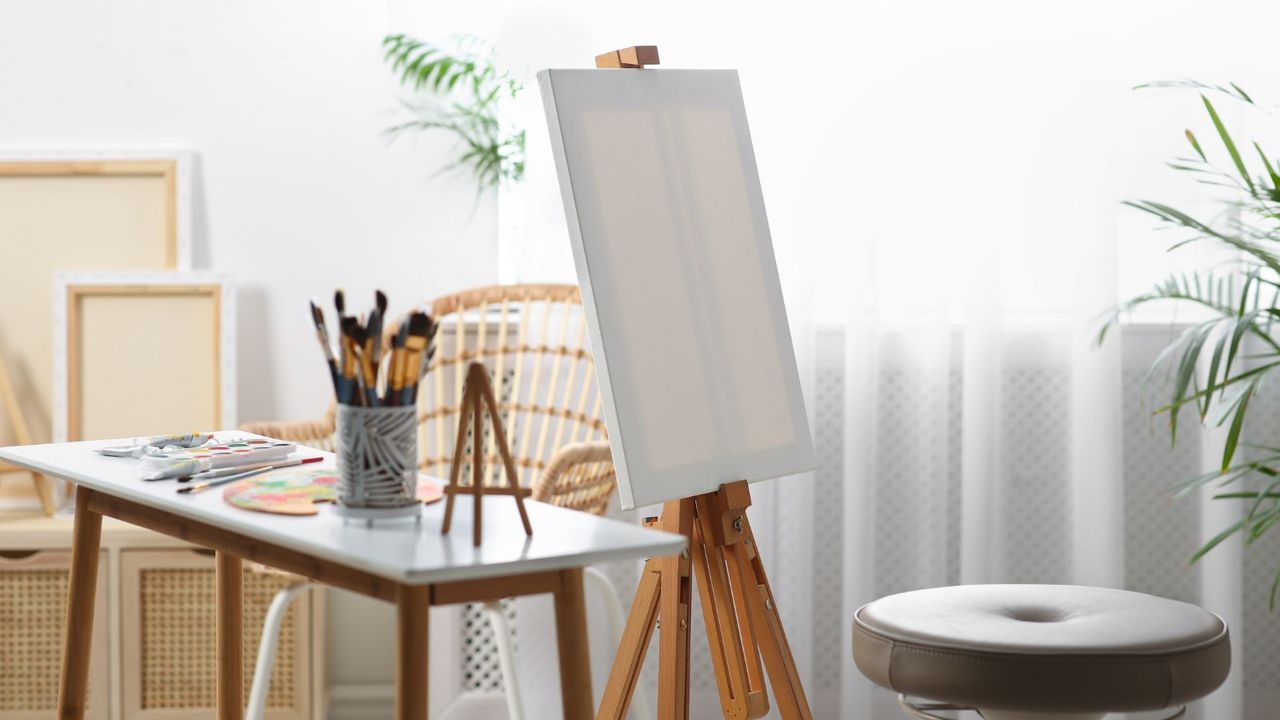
[1101,80,1280,605]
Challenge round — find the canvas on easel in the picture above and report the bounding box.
[540,49,816,720]
[538,58,813,512]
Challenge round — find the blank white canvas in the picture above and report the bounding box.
[539,68,814,510]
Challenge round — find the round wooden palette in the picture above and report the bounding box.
[223,469,444,516]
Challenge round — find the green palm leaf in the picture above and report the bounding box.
[381,34,525,191]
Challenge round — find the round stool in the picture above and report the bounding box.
[852,585,1230,720]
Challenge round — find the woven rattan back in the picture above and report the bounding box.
[416,284,610,507]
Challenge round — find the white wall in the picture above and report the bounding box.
[0,0,499,425]
[0,0,497,700]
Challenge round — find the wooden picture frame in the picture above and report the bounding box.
[0,152,193,268]
[0,152,193,509]
[52,272,235,446]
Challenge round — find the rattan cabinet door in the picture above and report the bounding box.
[120,550,312,720]
[0,550,108,720]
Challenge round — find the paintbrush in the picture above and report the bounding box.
[176,456,324,494]
[308,301,340,398]
[401,312,436,406]
[362,306,383,407]
[341,316,366,406]
[371,290,387,398]
[415,314,439,393]
[334,290,350,402]
[387,319,411,406]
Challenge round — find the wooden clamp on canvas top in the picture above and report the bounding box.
[595,45,660,69]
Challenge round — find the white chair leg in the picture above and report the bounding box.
[584,567,651,720]
[246,582,318,720]
[484,600,524,720]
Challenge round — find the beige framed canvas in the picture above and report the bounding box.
[0,152,193,506]
[52,272,235,445]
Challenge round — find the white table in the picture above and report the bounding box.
[0,436,686,720]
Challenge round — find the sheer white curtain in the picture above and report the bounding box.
[802,5,1280,719]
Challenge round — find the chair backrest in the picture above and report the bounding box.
[415,284,609,494]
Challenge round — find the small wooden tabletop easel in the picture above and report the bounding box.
[0,348,55,515]
[591,47,813,720]
[440,361,533,547]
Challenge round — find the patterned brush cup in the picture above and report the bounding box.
[335,404,418,510]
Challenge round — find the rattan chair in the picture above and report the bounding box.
[239,284,646,720]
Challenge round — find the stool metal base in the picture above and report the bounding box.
[898,694,1186,720]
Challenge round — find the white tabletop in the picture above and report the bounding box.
[0,435,686,586]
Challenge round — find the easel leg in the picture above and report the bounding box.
[599,485,810,720]
[216,552,244,720]
[657,500,694,720]
[32,471,55,515]
[691,499,765,719]
[732,519,812,720]
[57,486,102,720]
[597,559,661,720]
[0,355,56,515]
[554,568,594,720]
[395,584,431,720]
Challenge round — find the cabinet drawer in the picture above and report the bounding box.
[0,549,108,720]
[120,550,313,720]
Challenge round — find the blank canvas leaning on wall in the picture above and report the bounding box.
[0,152,193,446]
[53,272,235,444]
[539,68,813,509]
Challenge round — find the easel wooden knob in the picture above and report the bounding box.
[595,45,660,69]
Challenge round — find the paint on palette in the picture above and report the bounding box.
[223,469,444,516]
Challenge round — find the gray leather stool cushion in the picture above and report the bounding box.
[852,585,1230,713]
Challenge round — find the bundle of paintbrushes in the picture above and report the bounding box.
[308,290,439,407]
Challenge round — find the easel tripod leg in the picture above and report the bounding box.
[732,521,812,720]
[689,504,759,719]
[657,500,694,720]
[597,560,661,720]
[57,486,102,720]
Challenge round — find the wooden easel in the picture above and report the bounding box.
[440,361,533,547]
[598,481,810,720]
[0,348,54,515]
[592,47,812,720]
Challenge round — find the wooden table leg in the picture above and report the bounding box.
[396,584,431,720]
[553,567,593,720]
[216,552,244,720]
[58,486,102,720]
